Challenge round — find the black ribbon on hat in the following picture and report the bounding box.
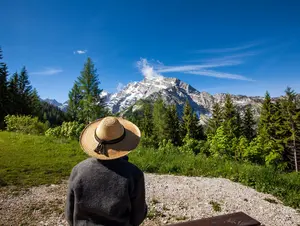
[93,128,126,157]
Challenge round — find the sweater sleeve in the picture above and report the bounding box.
[65,167,77,226]
[130,173,148,226]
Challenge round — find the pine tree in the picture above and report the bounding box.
[207,102,222,135]
[8,72,20,114]
[141,102,153,137]
[234,110,242,138]
[258,91,274,135]
[242,106,256,140]
[281,87,300,171]
[223,94,236,121]
[68,82,81,120]
[0,48,9,128]
[222,94,237,139]
[30,88,41,116]
[152,97,167,144]
[165,104,181,145]
[76,57,105,123]
[18,67,33,115]
[181,100,204,140]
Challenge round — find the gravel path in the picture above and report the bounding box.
[0,173,299,226]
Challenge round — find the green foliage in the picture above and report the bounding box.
[45,121,85,139]
[209,125,231,157]
[181,100,204,140]
[152,97,168,144]
[207,102,223,135]
[165,104,181,145]
[179,137,202,155]
[140,135,158,148]
[4,115,48,135]
[67,57,107,123]
[242,106,256,140]
[129,146,300,209]
[280,87,300,171]
[38,101,68,126]
[68,82,81,121]
[140,102,153,137]
[0,48,9,129]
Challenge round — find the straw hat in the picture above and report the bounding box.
[80,117,141,160]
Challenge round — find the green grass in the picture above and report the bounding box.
[1,131,300,210]
[0,131,87,187]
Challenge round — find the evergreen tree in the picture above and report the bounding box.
[30,88,41,116]
[68,82,81,120]
[165,104,181,145]
[141,102,153,137]
[181,100,204,140]
[0,48,9,128]
[258,91,274,135]
[76,57,105,123]
[234,110,242,138]
[242,106,256,140]
[222,94,237,139]
[8,72,20,114]
[223,94,236,121]
[152,97,167,144]
[281,87,300,171]
[207,102,222,135]
[18,67,33,115]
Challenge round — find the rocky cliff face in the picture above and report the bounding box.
[103,76,264,116]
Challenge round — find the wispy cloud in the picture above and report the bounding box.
[157,61,241,73]
[186,70,254,81]
[197,42,261,53]
[201,51,258,63]
[116,82,125,92]
[73,50,87,54]
[31,68,63,75]
[137,58,253,81]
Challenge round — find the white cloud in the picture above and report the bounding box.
[137,58,164,80]
[74,50,87,54]
[186,69,254,81]
[156,61,241,73]
[31,68,63,75]
[136,58,253,81]
[116,82,125,92]
[197,42,261,53]
[201,52,258,63]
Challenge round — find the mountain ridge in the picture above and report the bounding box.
[44,76,267,116]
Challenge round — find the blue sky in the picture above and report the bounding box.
[1,0,300,103]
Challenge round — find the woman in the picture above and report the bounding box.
[65,116,148,226]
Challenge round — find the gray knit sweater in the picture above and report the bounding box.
[65,157,147,226]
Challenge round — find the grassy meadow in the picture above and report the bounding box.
[0,131,300,209]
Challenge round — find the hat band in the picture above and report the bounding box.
[93,128,126,157]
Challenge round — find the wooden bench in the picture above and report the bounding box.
[167,212,261,226]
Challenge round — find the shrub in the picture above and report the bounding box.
[45,121,85,139]
[4,115,48,135]
[179,137,202,155]
[45,126,62,138]
[140,135,158,148]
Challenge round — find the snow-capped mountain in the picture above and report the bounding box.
[105,76,264,116]
[44,76,265,117]
[43,99,68,112]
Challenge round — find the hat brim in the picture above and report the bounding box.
[79,118,141,160]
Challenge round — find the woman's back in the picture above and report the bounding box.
[65,157,147,226]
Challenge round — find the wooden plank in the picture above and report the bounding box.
[167,212,261,226]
